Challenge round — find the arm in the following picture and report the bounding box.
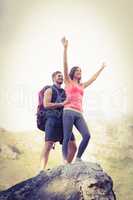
[61,37,71,84]
[82,63,107,89]
[43,88,65,109]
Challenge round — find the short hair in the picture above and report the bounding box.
[52,71,62,81]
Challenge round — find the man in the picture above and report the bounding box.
[39,71,77,171]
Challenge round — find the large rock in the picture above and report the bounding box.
[0,161,116,200]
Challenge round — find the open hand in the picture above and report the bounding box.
[101,62,107,68]
[61,37,68,48]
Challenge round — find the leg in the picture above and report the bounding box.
[62,110,74,163]
[74,114,91,158]
[39,140,54,170]
[40,117,56,170]
[67,140,77,163]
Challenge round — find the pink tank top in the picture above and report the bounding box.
[64,83,84,112]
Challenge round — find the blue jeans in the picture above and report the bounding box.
[62,109,91,159]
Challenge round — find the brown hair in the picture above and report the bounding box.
[52,71,62,81]
[69,66,80,83]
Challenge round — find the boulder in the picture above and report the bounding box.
[0,161,116,200]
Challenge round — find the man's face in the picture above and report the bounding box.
[54,73,63,84]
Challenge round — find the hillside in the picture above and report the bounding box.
[0,116,133,199]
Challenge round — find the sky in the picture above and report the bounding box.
[0,0,133,131]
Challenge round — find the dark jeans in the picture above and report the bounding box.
[62,109,91,159]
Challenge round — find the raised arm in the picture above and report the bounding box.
[82,63,107,89]
[61,37,71,84]
[43,88,65,109]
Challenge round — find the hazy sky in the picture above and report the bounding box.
[0,0,133,131]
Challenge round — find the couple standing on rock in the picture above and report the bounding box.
[39,37,107,171]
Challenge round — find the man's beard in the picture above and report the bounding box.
[56,80,63,85]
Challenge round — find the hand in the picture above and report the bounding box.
[62,98,70,106]
[101,62,107,68]
[61,37,68,48]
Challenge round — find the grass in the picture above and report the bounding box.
[0,116,133,199]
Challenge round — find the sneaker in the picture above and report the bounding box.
[75,157,82,162]
[35,169,45,176]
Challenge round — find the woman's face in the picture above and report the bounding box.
[73,67,82,80]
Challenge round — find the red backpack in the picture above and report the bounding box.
[36,85,66,131]
[36,85,51,131]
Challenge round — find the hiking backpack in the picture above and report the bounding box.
[36,85,51,131]
[36,85,66,131]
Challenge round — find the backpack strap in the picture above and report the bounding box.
[50,86,57,103]
[38,85,63,111]
[51,85,66,103]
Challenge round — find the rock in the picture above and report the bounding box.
[8,145,22,155]
[0,144,21,160]
[0,127,6,133]
[0,161,116,200]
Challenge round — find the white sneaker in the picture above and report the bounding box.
[36,168,45,175]
[75,157,83,162]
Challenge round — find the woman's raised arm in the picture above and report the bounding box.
[61,37,71,84]
[82,63,107,89]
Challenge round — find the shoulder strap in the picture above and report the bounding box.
[52,85,59,94]
[51,85,59,102]
[51,85,66,103]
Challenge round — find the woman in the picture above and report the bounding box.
[61,37,107,164]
